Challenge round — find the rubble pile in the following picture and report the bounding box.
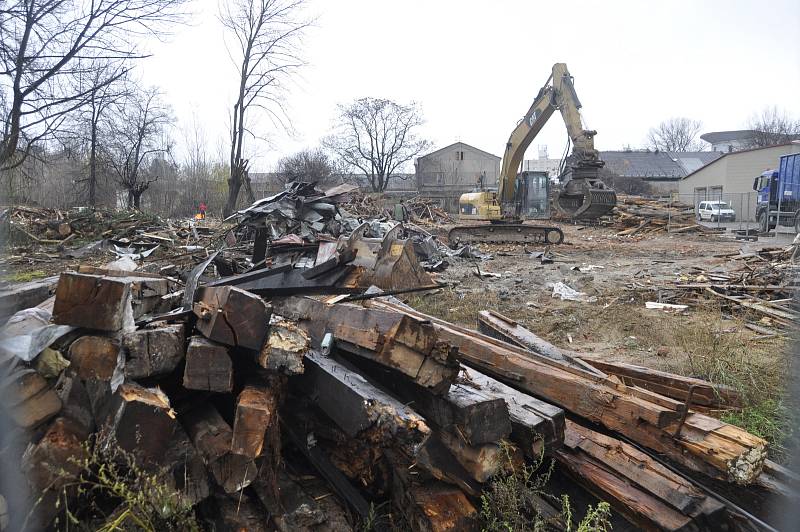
[612,195,712,237]
[0,185,796,531]
[0,206,210,248]
[0,264,791,531]
[663,243,800,331]
[339,191,388,218]
[403,197,454,224]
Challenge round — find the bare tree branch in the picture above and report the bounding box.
[0,0,189,172]
[324,97,432,192]
[647,117,704,152]
[105,85,174,209]
[745,106,800,148]
[220,0,310,216]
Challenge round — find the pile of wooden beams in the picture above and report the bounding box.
[1,265,793,531]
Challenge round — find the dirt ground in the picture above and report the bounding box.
[408,224,792,453]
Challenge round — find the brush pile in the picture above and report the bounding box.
[612,195,712,237]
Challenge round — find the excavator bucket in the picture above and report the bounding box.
[554,179,617,219]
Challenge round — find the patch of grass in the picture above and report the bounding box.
[479,443,612,532]
[3,269,47,282]
[407,289,793,460]
[722,399,792,455]
[27,438,200,531]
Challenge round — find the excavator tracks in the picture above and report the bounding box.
[447,224,564,246]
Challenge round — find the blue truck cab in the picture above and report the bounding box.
[753,152,800,232]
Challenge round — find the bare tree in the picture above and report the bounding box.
[324,98,432,192]
[220,0,310,216]
[105,87,174,209]
[70,64,129,206]
[275,148,339,186]
[0,0,188,172]
[647,117,704,152]
[745,107,800,148]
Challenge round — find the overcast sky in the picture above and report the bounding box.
[142,0,800,172]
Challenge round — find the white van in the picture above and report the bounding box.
[697,201,736,222]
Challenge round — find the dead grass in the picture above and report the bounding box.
[406,289,793,459]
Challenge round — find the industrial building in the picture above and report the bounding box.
[415,142,501,212]
[677,141,800,220]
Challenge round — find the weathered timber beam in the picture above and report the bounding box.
[193,286,271,351]
[258,320,308,375]
[336,352,510,445]
[477,310,740,408]
[183,336,233,393]
[231,385,277,458]
[180,403,257,493]
[281,413,373,521]
[477,310,604,376]
[274,296,458,394]
[122,324,185,379]
[564,420,725,522]
[368,299,767,485]
[582,360,741,408]
[461,366,565,455]
[296,350,429,452]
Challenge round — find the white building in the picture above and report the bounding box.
[677,141,800,220]
[700,130,758,153]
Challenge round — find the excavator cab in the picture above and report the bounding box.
[515,171,550,219]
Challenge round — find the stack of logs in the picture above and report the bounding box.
[1,267,794,531]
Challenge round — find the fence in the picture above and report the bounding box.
[656,191,797,235]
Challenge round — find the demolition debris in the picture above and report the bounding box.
[0,183,797,532]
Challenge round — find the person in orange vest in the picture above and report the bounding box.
[199,201,207,220]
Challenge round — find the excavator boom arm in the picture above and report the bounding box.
[497,63,613,219]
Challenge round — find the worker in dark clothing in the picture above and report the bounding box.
[199,201,207,220]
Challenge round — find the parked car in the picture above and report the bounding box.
[697,201,736,222]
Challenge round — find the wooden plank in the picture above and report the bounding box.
[122,324,185,379]
[337,353,511,445]
[296,350,429,451]
[68,335,121,381]
[274,296,459,394]
[183,336,233,393]
[181,403,257,493]
[368,299,768,485]
[461,367,565,456]
[193,286,271,351]
[231,385,277,458]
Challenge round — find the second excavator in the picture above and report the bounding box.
[448,63,617,245]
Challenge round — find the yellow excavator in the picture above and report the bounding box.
[448,63,616,245]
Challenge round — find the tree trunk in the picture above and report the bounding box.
[89,118,97,207]
[224,165,243,217]
[133,191,142,210]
